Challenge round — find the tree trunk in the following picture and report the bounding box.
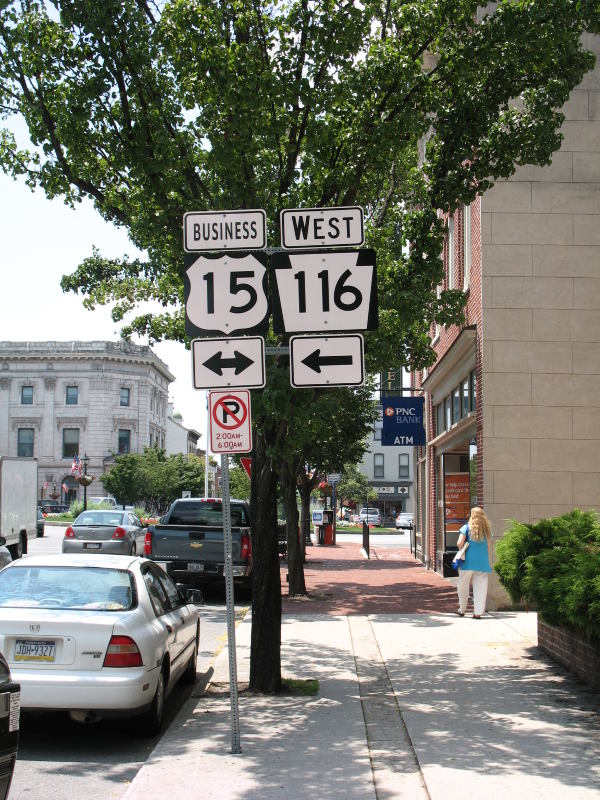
[249,431,282,693]
[281,463,306,596]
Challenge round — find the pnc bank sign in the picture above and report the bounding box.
[381,396,426,446]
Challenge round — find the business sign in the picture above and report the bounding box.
[183,209,267,252]
[184,252,269,337]
[192,337,265,390]
[381,395,426,446]
[209,390,252,453]
[280,206,364,249]
[271,249,378,333]
[289,334,364,388]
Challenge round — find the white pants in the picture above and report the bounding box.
[457,570,489,616]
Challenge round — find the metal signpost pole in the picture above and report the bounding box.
[221,453,241,754]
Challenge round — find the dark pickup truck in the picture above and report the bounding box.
[143,498,252,589]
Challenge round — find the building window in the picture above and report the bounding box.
[444,397,451,430]
[398,453,409,478]
[447,216,455,289]
[461,378,469,417]
[118,429,131,454]
[21,385,33,404]
[62,428,79,458]
[374,453,384,478]
[120,387,130,407]
[436,403,444,435]
[452,386,461,424]
[463,204,471,289]
[66,385,78,405]
[17,428,34,457]
[374,406,383,441]
[470,370,477,412]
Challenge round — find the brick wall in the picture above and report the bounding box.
[538,620,600,691]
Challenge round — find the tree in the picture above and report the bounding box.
[1,0,598,691]
[100,448,206,512]
[228,461,251,500]
[337,464,377,515]
[100,453,145,508]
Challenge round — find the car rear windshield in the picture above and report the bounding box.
[167,501,249,527]
[76,511,125,526]
[0,566,135,611]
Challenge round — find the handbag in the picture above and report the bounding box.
[451,540,470,571]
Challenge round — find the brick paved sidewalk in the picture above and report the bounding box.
[281,541,458,615]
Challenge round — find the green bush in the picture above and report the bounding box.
[495,509,600,643]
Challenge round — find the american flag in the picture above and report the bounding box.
[70,455,82,476]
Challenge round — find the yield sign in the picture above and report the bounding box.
[289,334,365,388]
[240,457,252,478]
[192,337,265,389]
[209,390,252,453]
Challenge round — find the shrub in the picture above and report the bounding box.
[495,509,600,643]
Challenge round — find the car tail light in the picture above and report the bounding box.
[103,635,143,668]
[143,530,152,556]
[64,526,75,538]
[241,532,251,560]
[112,526,127,539]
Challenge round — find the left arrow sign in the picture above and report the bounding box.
[192,337,266,390]
[302,350,353,373]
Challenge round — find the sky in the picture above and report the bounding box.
[0,170,209,441]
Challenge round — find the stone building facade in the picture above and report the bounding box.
[0,341,173,505]
[412,33,600,606]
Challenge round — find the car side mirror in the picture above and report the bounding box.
[183,588,204,605]
[0,536,5,546]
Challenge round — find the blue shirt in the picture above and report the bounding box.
[459,524,492,573]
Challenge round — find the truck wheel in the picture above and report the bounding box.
[9,533,27,560]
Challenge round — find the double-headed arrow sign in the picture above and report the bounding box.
[192,337,266,389]
[290,334,364,388]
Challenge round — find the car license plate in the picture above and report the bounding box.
[187,563,204,571]
[84,542,101,549]
[14,639,56,662]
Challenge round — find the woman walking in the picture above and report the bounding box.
[456,506,492,618]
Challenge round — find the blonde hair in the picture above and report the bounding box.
[468,507,491,541]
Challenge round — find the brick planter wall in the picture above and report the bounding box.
[538,620,600,691]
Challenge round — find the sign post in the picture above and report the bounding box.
[207,389,252,755]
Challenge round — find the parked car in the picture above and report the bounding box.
[62,509,146,556]
[358,507,383,527]
[395,513,414,530]
[88,496,117,508]
[0,553,201,735]
[0,538,11,570]
[36,508,45,538]
[0,649,20,800]
[39,499,69,514]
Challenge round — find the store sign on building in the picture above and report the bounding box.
[381,396,425,446]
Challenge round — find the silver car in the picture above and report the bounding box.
[62,510,146,556]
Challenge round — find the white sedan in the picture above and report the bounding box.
[0,553,201,735]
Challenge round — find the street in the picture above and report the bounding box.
[9,524,246,800]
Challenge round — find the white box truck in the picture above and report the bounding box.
[0,457,38,559]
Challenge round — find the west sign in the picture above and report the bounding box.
[280,206,364,249]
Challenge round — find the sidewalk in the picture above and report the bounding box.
[124,543,600,800]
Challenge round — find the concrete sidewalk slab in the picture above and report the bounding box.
[373,612,600,799]
[124,615,376,800]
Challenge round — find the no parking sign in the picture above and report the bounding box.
[209,390,252,453]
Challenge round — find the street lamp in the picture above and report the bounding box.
[80,453,92,510]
